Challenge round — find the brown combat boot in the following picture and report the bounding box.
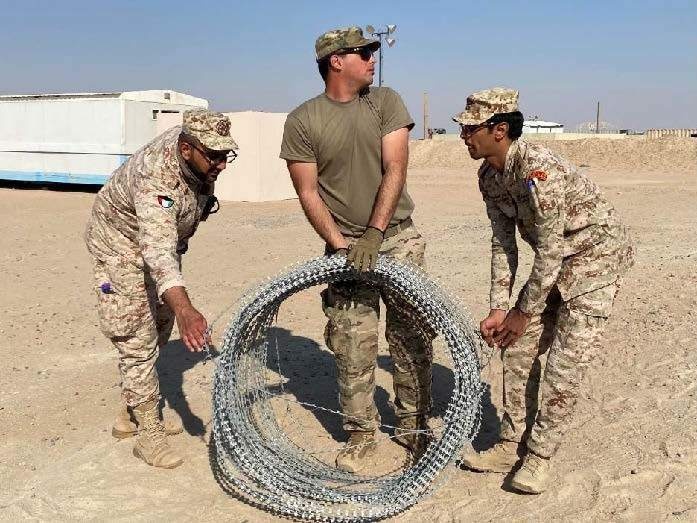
[510,452,551,494]
[112,402,183,439]
[460,440,521,473]
[394,416,433,460]
[336,432,377,473]
[132,400,184,469]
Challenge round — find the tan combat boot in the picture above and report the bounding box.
[336,432,377,473]
[460,440,521,473]
[112,402,183,439]
[394,416,432,461]
[132,400,184,469]
[510,452,551,494]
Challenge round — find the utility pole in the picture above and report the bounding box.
[423,91,429,140]
[596,101,600,134]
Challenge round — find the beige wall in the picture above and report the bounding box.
[218,112,295,202]
[155,110,296,202]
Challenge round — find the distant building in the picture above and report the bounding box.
[0,90,207,185]
[523,118,564,134]
[0,90,296,202]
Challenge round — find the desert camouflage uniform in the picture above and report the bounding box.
[322,225,433,433]
[479,138,635,458]
[85,123,219,408]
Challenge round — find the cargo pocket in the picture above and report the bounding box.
[94,262,150,338]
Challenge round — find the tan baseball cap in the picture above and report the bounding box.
[315,26,380,62]
[452,87,520,125]
[182,109,238,151]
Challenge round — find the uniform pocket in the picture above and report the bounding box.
[382,226,426,267]
[94,260,151,338]
[96,292,150,338]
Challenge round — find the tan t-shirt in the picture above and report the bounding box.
[280,86,415,236]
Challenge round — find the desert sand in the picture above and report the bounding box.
[1,137,695,521]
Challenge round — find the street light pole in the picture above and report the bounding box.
[366,24,396,87]
[378,34,383,87]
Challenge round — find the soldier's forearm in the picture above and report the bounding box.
[298,190,347,250]
[163,286,194,316]
[368,162,406,231]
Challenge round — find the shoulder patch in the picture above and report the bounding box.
[527,170,548,182]
[525,170,547,190]
[157,195,174,209]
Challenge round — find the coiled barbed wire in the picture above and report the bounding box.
[211,254,484,522]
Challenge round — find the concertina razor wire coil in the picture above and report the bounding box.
[211,254,485,521]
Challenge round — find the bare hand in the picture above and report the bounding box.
[493,308,531,348]
[176,305,210,352]
[480,309,507,347]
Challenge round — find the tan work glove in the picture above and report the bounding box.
[346,226,384,272]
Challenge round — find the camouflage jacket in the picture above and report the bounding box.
[85,126,213,297]
[479,139,634,315]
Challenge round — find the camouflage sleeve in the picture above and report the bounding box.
[133,176,185,297]
[515,168,566,315]
[485,198,518,310]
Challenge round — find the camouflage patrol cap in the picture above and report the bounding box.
[315,26,380,62]
[452,87,520,125]
[182,109,238,151]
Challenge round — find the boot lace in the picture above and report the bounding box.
[141,406,167,449]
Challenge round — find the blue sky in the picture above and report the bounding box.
[1,0,695,134]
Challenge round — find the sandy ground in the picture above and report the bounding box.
[1,139,696,521]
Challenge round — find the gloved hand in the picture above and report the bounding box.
[346,226,384,272]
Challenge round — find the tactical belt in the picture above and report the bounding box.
[383,216,413,239]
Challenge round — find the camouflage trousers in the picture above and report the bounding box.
[322,225,434,433]
[92,256,175,408]
[500,281,621,458]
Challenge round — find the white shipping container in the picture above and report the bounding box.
[0,90,207,184]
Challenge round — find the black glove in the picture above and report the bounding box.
[346,227,384,272]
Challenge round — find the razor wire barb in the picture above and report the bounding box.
[211,254,486,522]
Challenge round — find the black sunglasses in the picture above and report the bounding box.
[336,46,374,61]
[190,143,237,165]
[460,122,494,136]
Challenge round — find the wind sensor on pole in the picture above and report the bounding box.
[366,24,397,87]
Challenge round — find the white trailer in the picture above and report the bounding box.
[523,119,564,134]
[0,90,207,184]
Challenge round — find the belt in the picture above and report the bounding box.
[383,217,413,239]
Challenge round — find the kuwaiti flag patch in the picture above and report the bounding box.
[157,195,174,209]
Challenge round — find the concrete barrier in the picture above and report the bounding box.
[645,128,697,139]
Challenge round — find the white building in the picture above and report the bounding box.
[0,90,207,185]
[523,119,564,134]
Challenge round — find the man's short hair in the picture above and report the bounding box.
[317,57,330,81]
[487,111,524,140]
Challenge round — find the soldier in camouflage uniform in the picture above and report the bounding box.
[85,109,238,469]
[455,88,634,493]
[280,27,433,472]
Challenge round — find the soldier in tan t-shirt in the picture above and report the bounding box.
[280,26,433,473]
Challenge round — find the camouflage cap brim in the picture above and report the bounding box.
[316,37,380,61]
[182,109,239,152]
[452,110,494,126]
[199,134,239,152]
[315,26,381,62]
[453,87,520,127]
